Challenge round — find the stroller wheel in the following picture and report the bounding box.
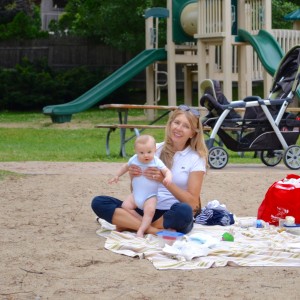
[260,150,282,167]
[208,147,228,169]
[283,145,300,170]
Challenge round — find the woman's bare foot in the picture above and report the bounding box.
[115,226,127,232]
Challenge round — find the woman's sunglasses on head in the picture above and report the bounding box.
[178,105,200,117]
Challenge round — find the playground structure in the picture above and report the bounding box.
[154,0,296,107]
[43,0,300,123]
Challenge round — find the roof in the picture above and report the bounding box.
[284,9,300,21]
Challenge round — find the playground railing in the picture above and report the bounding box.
[211,29,300,82]
[273,29,300,54]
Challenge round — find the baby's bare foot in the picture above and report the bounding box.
[136,230,144,238]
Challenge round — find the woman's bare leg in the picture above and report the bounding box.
[151,216,164,229]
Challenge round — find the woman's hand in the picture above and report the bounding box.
[143,167,163,183]
[128,164,142,178]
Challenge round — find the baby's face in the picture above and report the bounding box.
[135,141,155,163]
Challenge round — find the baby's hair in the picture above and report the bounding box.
[134,134,156,148]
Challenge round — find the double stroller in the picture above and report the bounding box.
[200,45,300,170]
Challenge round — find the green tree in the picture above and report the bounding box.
[0,0,46,40]
[1,1,300,45]
[56,0,299,52]
[272,0,299,29]
[0,0,33,24]
[58,0,165,53]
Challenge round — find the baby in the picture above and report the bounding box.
[108,134,172,237]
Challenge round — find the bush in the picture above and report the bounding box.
[0,58,107,111]
[0,10,48,41]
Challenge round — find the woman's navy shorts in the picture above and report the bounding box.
[91,196,194,234]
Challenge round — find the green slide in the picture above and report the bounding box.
[237,29,284,76]
[43,48,167,123]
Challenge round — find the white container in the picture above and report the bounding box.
[284,224,300,235]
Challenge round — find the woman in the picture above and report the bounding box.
[91,105,208,235]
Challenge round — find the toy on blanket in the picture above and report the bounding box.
[222,232,234,242]
[195,200,235,226]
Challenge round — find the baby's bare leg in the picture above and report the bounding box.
[121,194,143,221]
[121,194,136,210]
[137,197,157,237]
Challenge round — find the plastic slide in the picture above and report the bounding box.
[237,29,284,76]
[43,48,167,123]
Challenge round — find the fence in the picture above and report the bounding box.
[0,37,133,74]
[0,32,299,87]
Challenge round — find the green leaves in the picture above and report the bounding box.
[58,0,166,53]
[0,59,106,111]
[272,0,299,29]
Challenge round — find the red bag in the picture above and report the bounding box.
[257,174,300,226]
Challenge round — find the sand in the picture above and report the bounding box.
[0,161,299,300]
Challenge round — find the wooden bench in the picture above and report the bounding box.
[94,124,167,157]
[97,104,208,157]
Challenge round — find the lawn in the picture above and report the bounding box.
[0,109,166,162]
[0,108,297,164]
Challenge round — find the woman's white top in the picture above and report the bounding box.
[155,142,206,210]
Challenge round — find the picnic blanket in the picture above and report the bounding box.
[96,217,300,270]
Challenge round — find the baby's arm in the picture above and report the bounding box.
[161,167,172,186]
[108,163,130,184]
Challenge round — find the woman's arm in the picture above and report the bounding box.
[161,167,172,186]
[166,171,204,213]
[143,167,204,213]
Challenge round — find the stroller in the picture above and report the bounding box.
[199,45,300,170]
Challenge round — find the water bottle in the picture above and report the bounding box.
[238,218,268,228]
[255,219,265,228]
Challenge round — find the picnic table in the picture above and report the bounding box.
[96,104,207,157]
[96,104,300,157]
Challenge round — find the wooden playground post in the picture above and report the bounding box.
[195,0,233,100]
[237,0,273,99]
[144,7,169,120]
[166,0,177,107]
[145,0,277,110]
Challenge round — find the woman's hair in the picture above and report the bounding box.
[160,109,208,168]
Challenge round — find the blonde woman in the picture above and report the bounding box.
[92,105,208,235]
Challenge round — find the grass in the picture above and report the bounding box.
[0,108,167,162]
[0,169,23,181]
[0,108,298,164]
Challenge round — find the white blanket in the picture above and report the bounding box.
[96,218,300,270]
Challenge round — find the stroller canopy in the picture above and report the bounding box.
[270,45,300,101]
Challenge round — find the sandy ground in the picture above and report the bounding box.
[0,161,299,300]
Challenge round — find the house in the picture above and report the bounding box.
[284,9,300,30]
[40,0,67,30]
